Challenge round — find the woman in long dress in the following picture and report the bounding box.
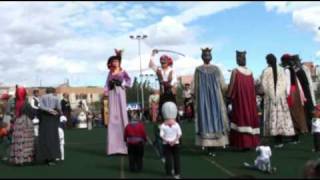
[9,85,35,165]
[280,54,308,143]
[104,49,132,155]
[261,54,295,148]
[149,89,160,123]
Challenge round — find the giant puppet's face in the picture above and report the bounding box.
[201,48,212,64]
[292,55,302,68]
[111,59,120,68]
[160,61,169,69]
[236,50,246,66]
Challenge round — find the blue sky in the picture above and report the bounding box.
[0,1,319,87]
[186,2,320,78]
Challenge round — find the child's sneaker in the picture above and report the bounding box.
[289,141,300,145]
[2,156,8,161]
[243,162,251,167]
[274,144,284,149]
[272,167,277,173]
[312,148,320,152]
[174,174,181,179]
[267,167,277,174]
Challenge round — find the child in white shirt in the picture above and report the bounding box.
[243,145,276,174]
[312,105,320,152]
[58,115,67,161]
[160,102,182,179]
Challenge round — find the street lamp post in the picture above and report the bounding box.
[130,34,148,114]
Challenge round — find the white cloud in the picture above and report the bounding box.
[35,55,87,74]
[264,2,320,35]
[265,1,291,13]
[265,2,320,60]
[0,2,246,87]
[175,1,248,24]
[145,16,192,46]
[292,6,320,41]
[265,1,320,13]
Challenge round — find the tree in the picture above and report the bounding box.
[175,82,184,107]
[126,77,153,107]
[126,77,139,103]
[316,82,320,104]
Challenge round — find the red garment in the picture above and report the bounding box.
[1,93,10,100]
[0,128,8,137]
[15,86,27,118]
[229,70,260,148]
[287,85,297,108]
[124,122,147,145]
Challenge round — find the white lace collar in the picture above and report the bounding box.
[236,66,252,76]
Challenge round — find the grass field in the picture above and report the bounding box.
[0,121,318,178]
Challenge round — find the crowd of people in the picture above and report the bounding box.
[0,47,319,178]
[103,48,319,178]
[0,86,103,167]
[0,87,63,166]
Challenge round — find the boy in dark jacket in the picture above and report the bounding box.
[124,110,147,172]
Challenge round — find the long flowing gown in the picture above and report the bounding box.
[149,94,159,123]
[9,87,35,165]
[284,68,308,134]
[104,70,131,155]
[296,66,315,131]
[192,64,229,147]
[228,67,260,149]
[261,66,295,136]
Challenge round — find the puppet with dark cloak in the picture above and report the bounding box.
[191,48,229,148]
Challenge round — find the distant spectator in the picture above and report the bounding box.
[36,87,61,166]
[57,115,67,161]
[9,85,35,166]
[149,89,160,123]
[312,105,320,152]
[61,93,72,129]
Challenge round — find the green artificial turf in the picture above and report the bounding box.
[0,121,318,178]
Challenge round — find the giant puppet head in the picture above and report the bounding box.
[280,54,294,68]
[160,54,173,69]
[201,47,212,64]
[107,49,123,70]
[292,54,302,68]
[236,50,246,66]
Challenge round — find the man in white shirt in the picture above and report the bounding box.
[149,49,177,112]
